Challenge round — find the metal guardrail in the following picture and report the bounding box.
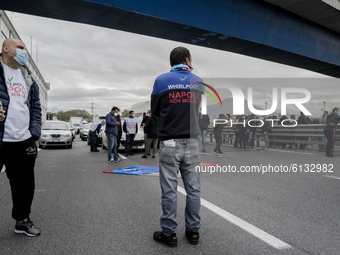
[207,124,340,151]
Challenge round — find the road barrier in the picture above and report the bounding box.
[207,124,340,151]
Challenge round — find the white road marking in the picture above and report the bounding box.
[177,186,292,250]
[323,175,340,180]
[118,153,127,159]
[1,165,5,173]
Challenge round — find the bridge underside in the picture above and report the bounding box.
[1,0,340,78]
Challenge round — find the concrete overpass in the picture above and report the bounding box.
[1,0,340,78]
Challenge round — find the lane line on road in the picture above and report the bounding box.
[118,153,127,159]
[323,175,340,180]
[1,165,5,173]
[177,186,292,250]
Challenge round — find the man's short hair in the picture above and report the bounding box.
[111,106,118,112]
[170,47,191,66]
[129,110,134,114]
[324,111,328,114]
[332,107,339,113]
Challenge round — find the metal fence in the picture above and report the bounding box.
[207,124,340,151]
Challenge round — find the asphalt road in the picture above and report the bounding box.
[0,137,339,255]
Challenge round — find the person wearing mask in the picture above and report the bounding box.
[212,113,226,156]
[198,107,210,152]
[123,110,138,156]
[141,110,151,155]
[141,112,159,158]
[0,38,42,236]
[105,107,119,162]
[323,107,340,157]
[89,120,105,152]
[298,111,308,150]
[151,47,203,247]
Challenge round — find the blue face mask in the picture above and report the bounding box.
[132,114,135,117]
[7,46,28,65]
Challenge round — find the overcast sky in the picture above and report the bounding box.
[7,11,338,117]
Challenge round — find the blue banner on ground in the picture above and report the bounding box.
[103,165,159,175]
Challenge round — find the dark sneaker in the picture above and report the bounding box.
[15,218,41,237]
[142,155,147,158]
[185,231,199,245]
[153,231,177,247]
[125,154,129,157]
[212,150,218,156]
[201,150,206,153]
[152,155,156,158]
[129,153,135,156]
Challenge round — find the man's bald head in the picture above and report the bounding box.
[1,38,28,69]
[2,38,26,53]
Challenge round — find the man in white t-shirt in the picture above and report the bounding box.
[0,38,42,237]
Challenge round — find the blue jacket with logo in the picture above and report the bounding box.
[0,55,42,149]
[105,112,117,135]
[151,65,203,140]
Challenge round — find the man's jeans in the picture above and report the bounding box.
[107,134,118,161]
[159,139,201,235]
[247,131,257,148]
[125,134,135,154]
[197,130,207,151]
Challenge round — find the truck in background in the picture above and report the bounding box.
[69,117,83,134]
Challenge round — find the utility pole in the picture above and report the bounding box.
[91,99,94,115]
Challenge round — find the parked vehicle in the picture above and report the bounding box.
[80,123,92,141]
[39,121,73,149]
[68,123,76,140]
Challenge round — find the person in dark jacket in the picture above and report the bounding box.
[323,107,340,157]
[246,114,260,150]
[262,116,272,149]
[212,113,226,156]
[151,47,203,246]
[238,116,248,149]
[198,107,210,152]
[141,109,151,154]
[298,111,308,150]
[105,106,119,162]
[0,39,42,237]
[141,113,159,158]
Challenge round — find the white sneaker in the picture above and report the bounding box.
[109,158,114,162]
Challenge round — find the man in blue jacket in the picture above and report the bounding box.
[105,106,119,162]
[0,38,42,237]
[151,47,203,247]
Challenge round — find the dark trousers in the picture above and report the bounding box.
[0,137,36,221]
[324,128,336,155]
[117,134,122,150]
[299,137,308,149]
[234,132,240,147]
[125,134,135,154]
[213,130,223,153]
[89,131,98,151]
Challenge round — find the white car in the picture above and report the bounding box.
[39,121,73,149]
